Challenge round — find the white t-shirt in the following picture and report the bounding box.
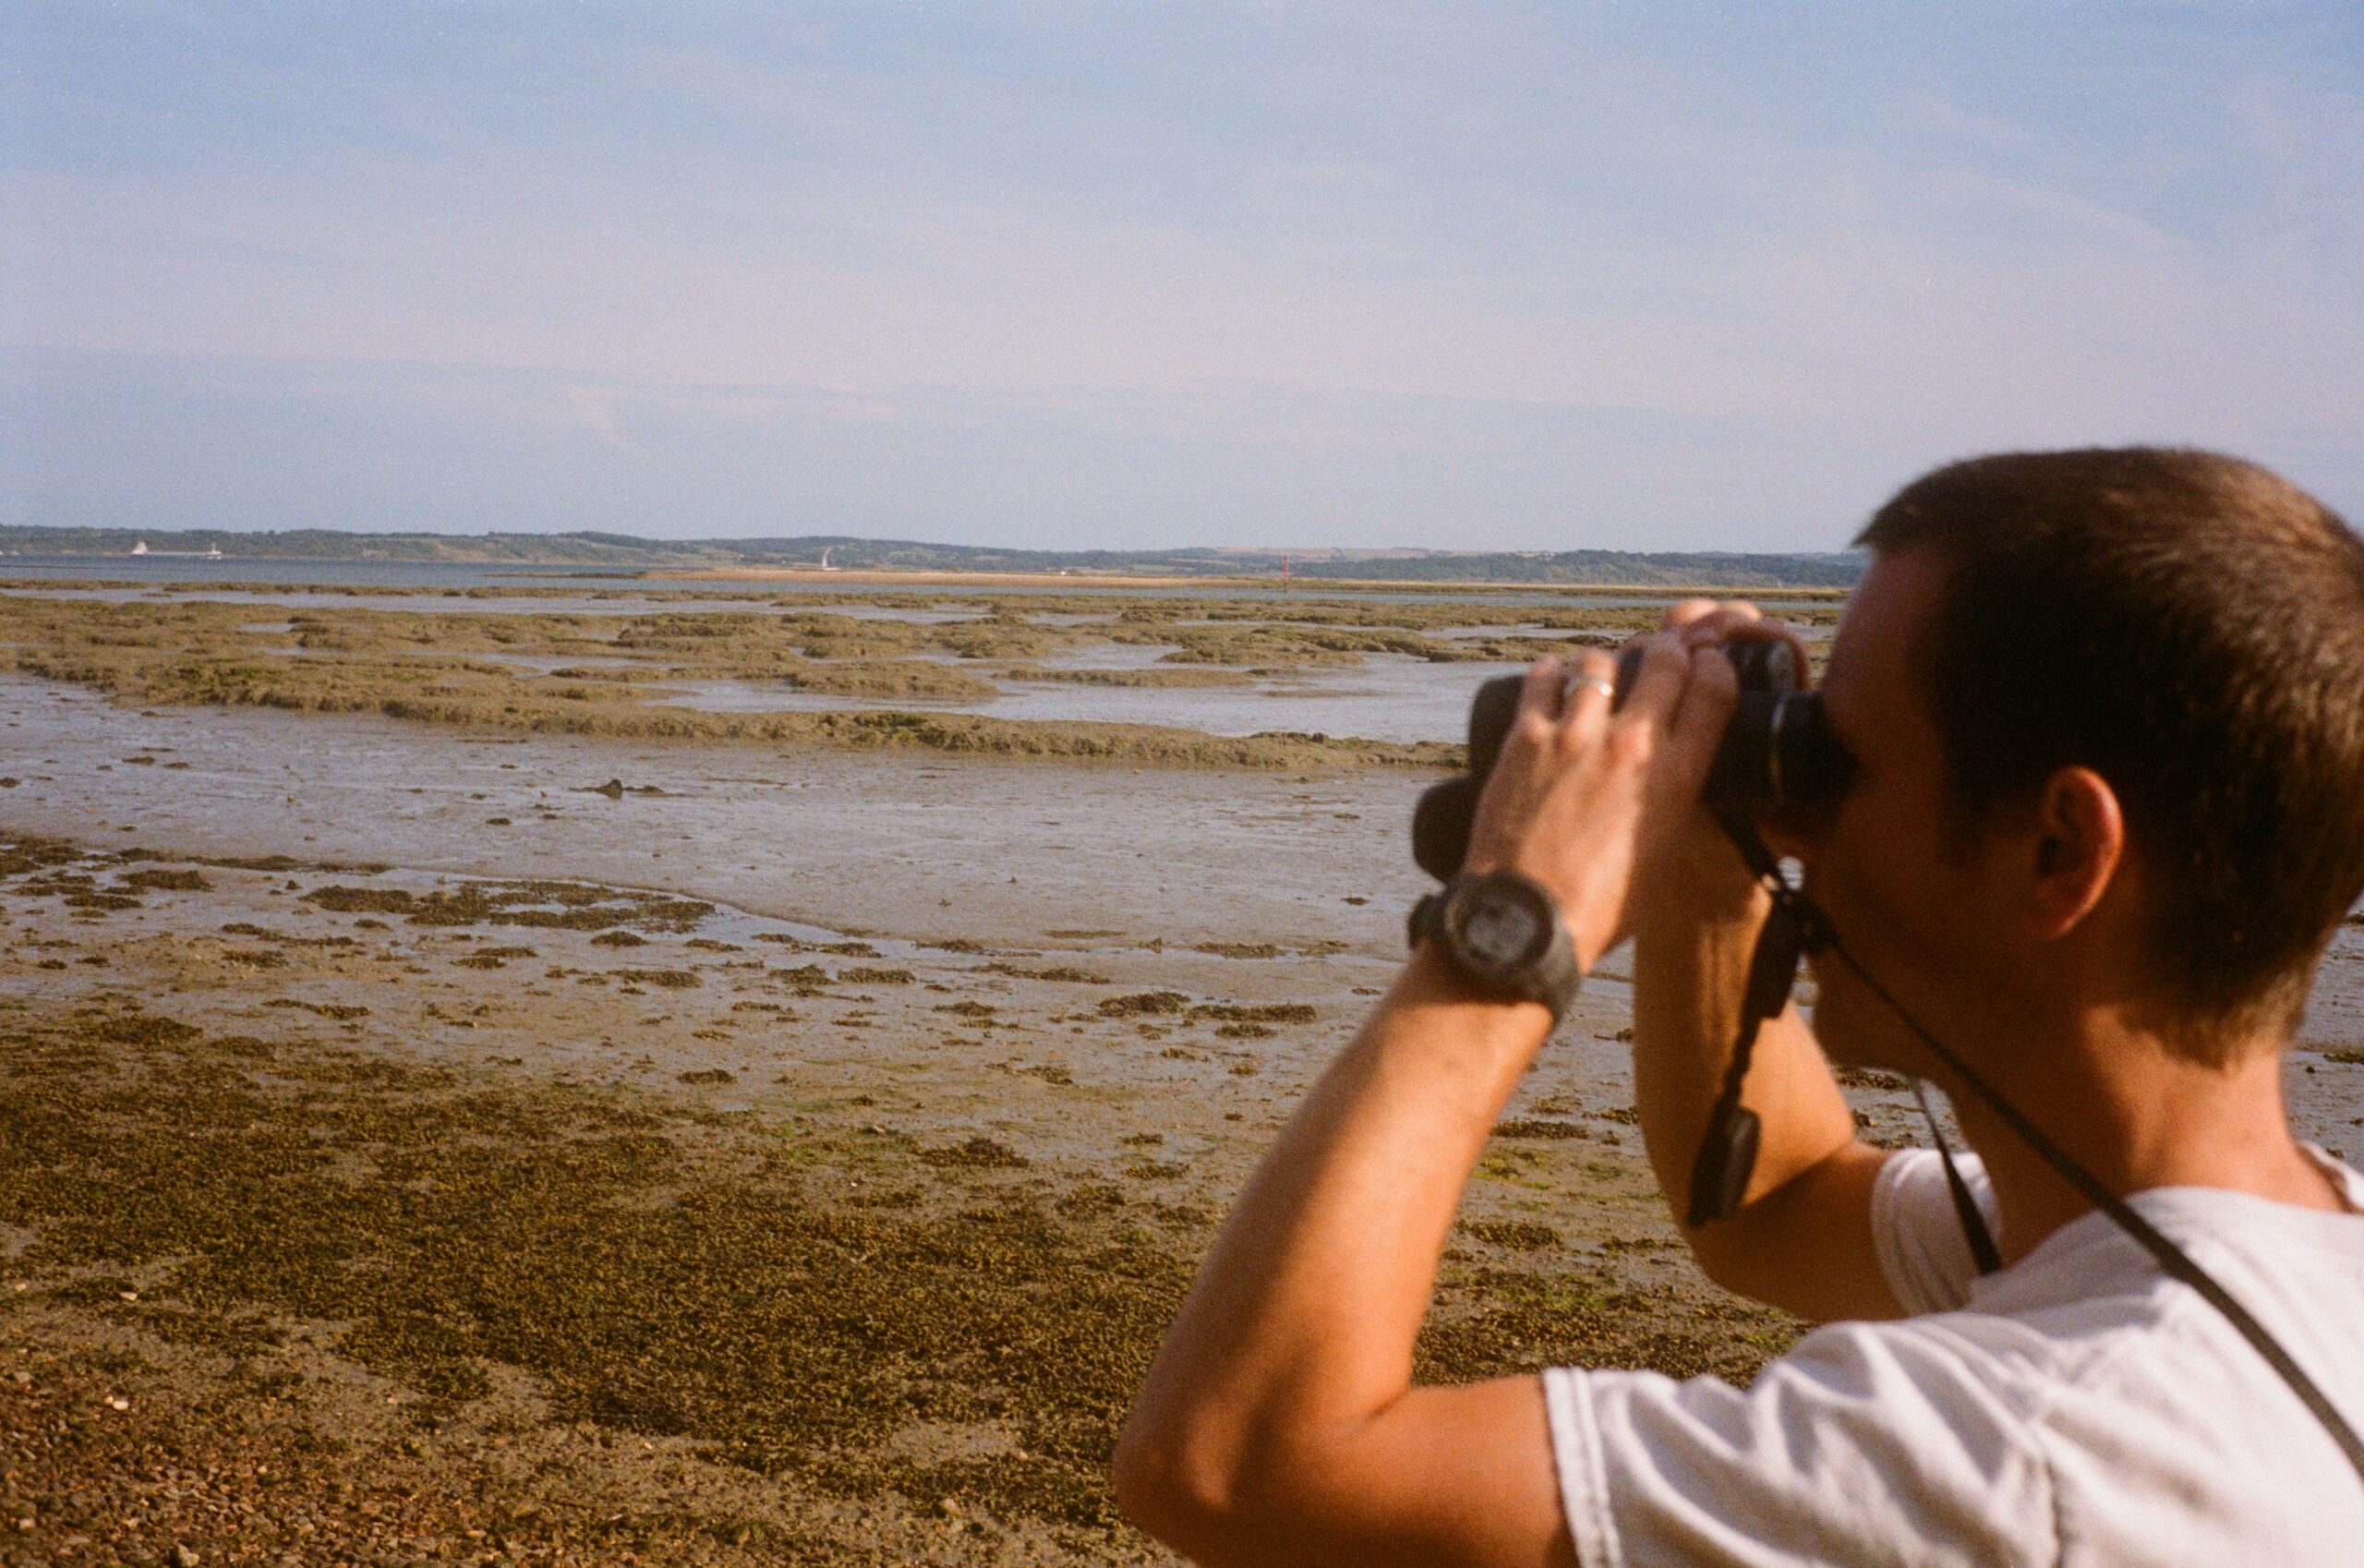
[1543,1147,2364,1566]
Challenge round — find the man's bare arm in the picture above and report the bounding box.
[1630,889,1898,1322]
[1116,640,1732,1567]
[1625,601,1899,1324]
[1113,955,1575,1568]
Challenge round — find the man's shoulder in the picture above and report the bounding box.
[1977,1175,2364,1326]
[1549,1211,2364,1568]
[1546,1321,2063,1567]
[1865,1173,2364,1380]
[1874,1143,2364,1331]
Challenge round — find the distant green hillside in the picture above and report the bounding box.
[0,525,1863,587]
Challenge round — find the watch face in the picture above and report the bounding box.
[1459,888,1545,971]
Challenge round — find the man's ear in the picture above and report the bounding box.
[2027,766,2125,939]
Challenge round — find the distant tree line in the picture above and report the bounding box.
[0,525,1863,587]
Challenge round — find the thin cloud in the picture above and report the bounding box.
[3,4,2358,544]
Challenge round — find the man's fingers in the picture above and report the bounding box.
[1553,650,1619,747]
[1513,657,1569,730]
[1614,633,1692,724]
[1685,619,1815,694]
[1662,597,1761,633]
[1661,645,1741,790]
[1676,606,1767,649]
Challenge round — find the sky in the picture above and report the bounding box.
[3,3,2360,551]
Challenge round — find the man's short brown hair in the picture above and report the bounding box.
[1857,447,2364,1056]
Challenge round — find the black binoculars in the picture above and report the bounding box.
[1410,638,1854,882]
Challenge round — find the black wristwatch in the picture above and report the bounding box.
[1406,869,1583,1023]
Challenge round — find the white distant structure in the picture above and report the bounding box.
[128,539,223,560]
[818,547,837,571]
[131,540,148,555]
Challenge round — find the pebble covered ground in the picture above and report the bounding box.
[0,838,1813,1566]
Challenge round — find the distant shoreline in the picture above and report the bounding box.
[641,565,1852,597]
[647,567,1247,589]
[0,532,1865,592]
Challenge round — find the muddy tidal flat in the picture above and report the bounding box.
[3,580,2359,1567]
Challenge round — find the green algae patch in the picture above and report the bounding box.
[302,876,714,933]
[921,1136,1035,1170]
[1463,1220,1561,1250]
[0,1010,1186,1529]
[1495,1118,1586,1140]
[1188,1001,1317,1025]
[770,709,1453,770]
[300,884,416,914]
[0,594,1461,770]
[1417,1267,1789,1386]
[783,658,1001,701]
[1002,665,1259,688]
[611,967,703,989]
[116,866,212,893]
[1096,992,1189,1019]
[980,962,1114,983]
[0,1002,1795,1539]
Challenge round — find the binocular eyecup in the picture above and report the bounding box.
[1410,639,1853,883]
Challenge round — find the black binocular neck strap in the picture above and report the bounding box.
[1909,1076,2003,1276]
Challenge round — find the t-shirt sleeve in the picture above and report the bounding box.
[1543,1321,2053,1568]
[1870,1147,1998,1316]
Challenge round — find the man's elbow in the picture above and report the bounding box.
[1681,1222,1756,1298]
[1111,1415,1277,1563]
[1681,1192,1838,1314]
[1112,1416,1224,1549]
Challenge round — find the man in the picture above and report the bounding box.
[1114,448,2364,1565]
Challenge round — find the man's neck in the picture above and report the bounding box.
[1948,1021,2341,1267]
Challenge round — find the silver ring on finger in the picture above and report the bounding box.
[1562,671,1616,709]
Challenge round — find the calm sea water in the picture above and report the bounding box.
[0,553,1821,612]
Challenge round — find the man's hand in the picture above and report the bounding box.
[1628,599,1812,933]
[1460,637,1740,971]
[1115,633,1770,1568]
